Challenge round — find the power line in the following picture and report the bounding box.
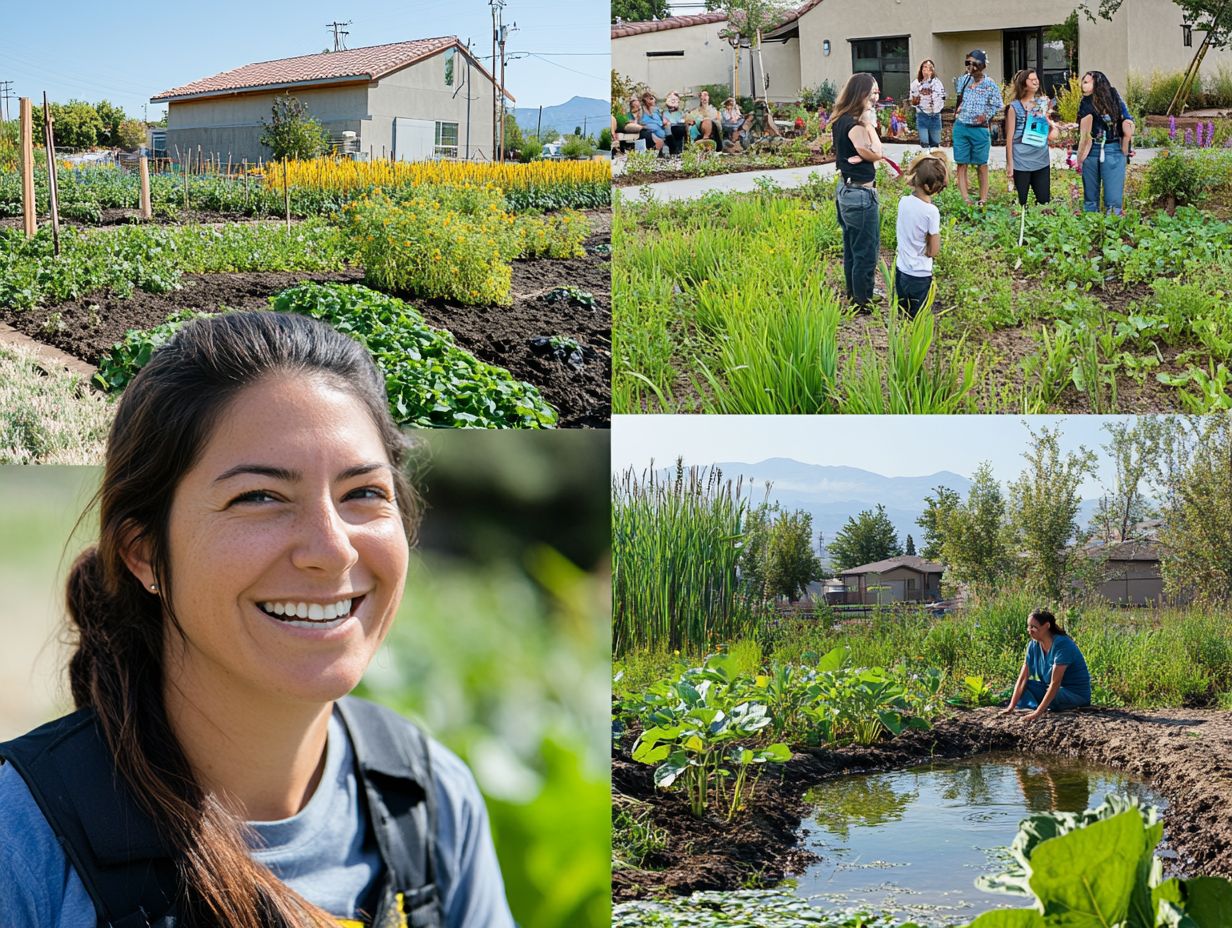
[327,20,352,52]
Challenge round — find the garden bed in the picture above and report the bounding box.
[613,707,1232,902]
[614,151,835,187]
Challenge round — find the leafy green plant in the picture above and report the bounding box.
[95,309,207,392]
[515,209,589,258]
[945,674,1004,708]
[971,795,1232,927]
[273,282,557,428]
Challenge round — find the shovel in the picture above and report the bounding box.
[1013,201,1027,270]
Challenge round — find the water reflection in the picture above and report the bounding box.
[794,754,1164,925]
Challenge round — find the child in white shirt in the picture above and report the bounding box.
[895,152,948,316]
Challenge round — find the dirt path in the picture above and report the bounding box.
[613,707,1232,901]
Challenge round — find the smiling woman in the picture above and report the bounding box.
[0,313,516,928]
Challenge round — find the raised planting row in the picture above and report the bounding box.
[0,157,611,223]
[614,155,1232,415]
[95,282,558,428]
[614,647,943,820]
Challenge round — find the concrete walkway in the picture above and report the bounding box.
[615,142,1163,202]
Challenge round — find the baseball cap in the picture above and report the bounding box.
[966,49,987,66]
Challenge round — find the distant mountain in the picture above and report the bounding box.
[649,458,1103,566]
[513,95,610,138]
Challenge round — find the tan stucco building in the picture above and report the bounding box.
[614,0,1232,105]
[152,37,509,164]
[839,555,945,604]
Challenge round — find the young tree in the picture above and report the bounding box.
[941,464,1012,589]
[259,94,331,161]
[93,100,126,147]
[706,0,793,99]
[917,485,961,561]
[116,118,148,152]
[612,0,670,23]
[827,504,902,572]
[1157,415,1232,604]
[764,510,823,601]
[1007,427,1097,603]
[560,134,594,159]
[905,534,916,556]
[738,501,775,600]
[40,100,106,150]
[1089,418,1162,543]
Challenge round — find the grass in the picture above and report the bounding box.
[614,159,1232,415]
[0,344,112,464]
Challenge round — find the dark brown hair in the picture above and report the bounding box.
[905,154,948,195]
[1084,70,1124,122]
[68,311,417,928]
[832,72,879,123]
[916,59,936,82]
[1029,608,1068,637]
[1011,68,1038,102]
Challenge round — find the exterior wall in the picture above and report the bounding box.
[613,26,801,101]
[844,568,941,604]
[367,50,496,161]
[165,84,368,165]
[1123,0,1232,92]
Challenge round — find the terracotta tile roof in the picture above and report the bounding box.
[611,12,727,39]
[612,0,826,39]
[152,37,510,103]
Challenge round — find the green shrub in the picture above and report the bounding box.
[1054,75,1083,124]
[344,189,519,305]
[515,209,589,258]
[800,81,838,110]
[1204,65,1232,108]
[1142,149,1208,207]
[1133,69,1205,115]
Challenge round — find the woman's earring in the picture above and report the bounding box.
[150,582,159,593]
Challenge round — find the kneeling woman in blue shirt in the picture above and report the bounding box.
[1003,609,1092,720]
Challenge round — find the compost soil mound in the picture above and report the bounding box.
[613,707,1232,901]
[0,212,611,428]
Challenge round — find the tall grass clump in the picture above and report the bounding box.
[612,460,766,655]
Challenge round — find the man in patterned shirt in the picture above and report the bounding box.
[953,49,1003,206]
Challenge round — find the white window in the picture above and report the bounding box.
[434,121,459,158]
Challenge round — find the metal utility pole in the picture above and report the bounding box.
[498,19,517,162]
[326,20,352,52]
[489,0,504,159]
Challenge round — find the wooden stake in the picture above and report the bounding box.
[19,98,35,237]
[282,158,291,231]
[42,92,60,256]
[184,152,190,211]
[243,159,249,208]
[138,155,152,220]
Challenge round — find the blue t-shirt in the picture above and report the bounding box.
[638,111,667,140]
[1026,635,1091,702]
[0,710,514,928]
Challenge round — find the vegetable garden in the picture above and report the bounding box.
[611,463,1232,927]
[613,151,1232,415]
[1,157,612,459]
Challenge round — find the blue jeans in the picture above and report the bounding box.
[836,182,881,305]
[1015,679,1090,711]
[916,112,942,147]
[1082,142,1126,214]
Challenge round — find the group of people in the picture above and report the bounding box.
[616,90,783,156]
[833,53,1137,315]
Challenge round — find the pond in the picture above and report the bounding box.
[792,752,1167,924]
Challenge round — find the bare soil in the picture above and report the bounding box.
[0,213,611,429]
[613,707,1232,901]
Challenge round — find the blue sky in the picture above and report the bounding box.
[2,0,610,120]
[611,415,1158,497]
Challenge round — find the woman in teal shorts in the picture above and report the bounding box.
[1003,609,1091,721]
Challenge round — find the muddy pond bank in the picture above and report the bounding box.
[612,707,1232,902]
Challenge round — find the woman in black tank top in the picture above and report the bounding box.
[830,73,884,307]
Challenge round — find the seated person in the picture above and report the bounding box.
[637,91,669,154]
[619,96,657,152]
[687,90,722,146]
[1003,609,1092,721]
[661,91,688,155]
[720,97,745,151]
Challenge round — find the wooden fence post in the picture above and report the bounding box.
[138,155,152,220]
[42,92,60,256]
[19,98,35,237]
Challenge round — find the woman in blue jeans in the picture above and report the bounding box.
[830,72,884,309]
[910,59,945,148]
[1075,70,1134,214]
[1003,609,1092,721]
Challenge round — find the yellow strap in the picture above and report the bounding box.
[335,892,408,928]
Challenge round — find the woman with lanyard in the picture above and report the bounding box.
[909,59,945,148]
[830,72,885,310]
[1005,68,1059,206]
[1076,70,1135,214]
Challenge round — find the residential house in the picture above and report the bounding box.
[614,0,1232,105]
[839,555,944,605]
[151,37,509,165]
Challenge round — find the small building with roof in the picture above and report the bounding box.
[151,37,510,164]
[839,555,945,605]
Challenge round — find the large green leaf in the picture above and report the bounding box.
[966,910,1047,927]
[1027,809,1145,927]
[1179,876,1232,927]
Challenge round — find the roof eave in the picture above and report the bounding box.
[152,75,372,104]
